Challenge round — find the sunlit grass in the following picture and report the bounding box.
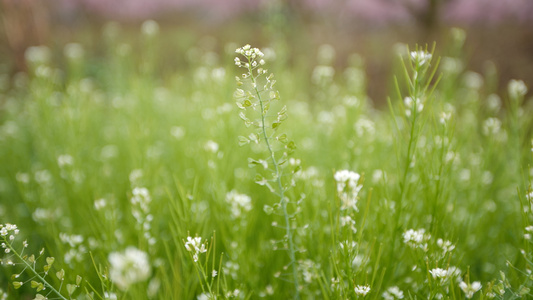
[0,23,532,299]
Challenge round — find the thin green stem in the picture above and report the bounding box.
[249,63,301,300]
[3,239,68,300]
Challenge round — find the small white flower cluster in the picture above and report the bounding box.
[141,19,159,37]
[224,260,240,280]
[25,46,51,65]
[129,169,143,187]
[334,170,363,211]
[131,187,151,217]
[403,228,431,251]
[204,140,219,153]
[197,292,215,300]
[0,224,20,254]
[225,190,252,219]
[108,246,151,291]
[130,187,155,246]
[404,96,424,117]
[525,226,533,240]
[64,43,84,60]
[225,288,243,298]
[234,44,266,74]
[184,236,207,262]
[429,266,461,285]
[508,79,528,99]
[410,50,432,67]
[459,281,482,298]
[482,117,502,136]
[299,259,319,283]
[382,286,404,300]
[339,215,357,233]
[59,233,86,265]
[57,154,74,168]
[354,118,376,138]
[354,285,371,296]
[524,190,533,214]
[437,238,456,254]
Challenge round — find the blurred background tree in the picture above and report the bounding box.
[0,0,531,103]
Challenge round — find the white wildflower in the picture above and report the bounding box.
[354,285,371,296]
[170,126,186,140]
[141,20,159,36]
[403,228,431,251]
[354,118,375,137]
[508,79,528,99]
[382,286,404,300]
[430,268,448,279]
[184,236,207,262]
[25,46,51,65]
[437,238,455,254]
[64,43,84,60]
[204,140,219,153]
[410,50,432,66]
[94,198,107,210]
[459,281,482,299]
[334,170,362,211]
[225,190,252,219]
[57,154,74,167]
[482,118,501,136]
[108,247,151,291]
[339,215,357,233]
[15,172,30,184]
[404,96,424,116]
[131,187,151,213]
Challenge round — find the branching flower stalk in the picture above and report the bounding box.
[1,224,75,300]
[234,45,300,299]
[387,45,440,263]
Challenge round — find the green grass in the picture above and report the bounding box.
[0,24,532,300]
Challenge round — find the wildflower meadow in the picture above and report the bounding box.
[0,22,533,300]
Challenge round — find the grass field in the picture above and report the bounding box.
[0,23,532,299]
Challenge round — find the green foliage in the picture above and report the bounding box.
[0,23,532,299]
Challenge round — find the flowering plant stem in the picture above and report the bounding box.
[249,66,301,300]
[3,238,68,300]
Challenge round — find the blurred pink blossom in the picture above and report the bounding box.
[49,0,533,23]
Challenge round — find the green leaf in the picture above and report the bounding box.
[46,257,55,265]
[277,134,288,144]
[286,141,296,152]
[248,158,258,168]
[519,286,530,296]
[36,282,45,292]
[248,158,268,169]
[248,133,259,143]
[263,103,270,115]
[31,281,39,288]
[263,205,274,215]
[67,283,77,295]
[238,112,248,121]
[76,275,82,286]
[13,281,23,289]
[56,269,65,280]
[254,174,267,186]
[238,136,249,146]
